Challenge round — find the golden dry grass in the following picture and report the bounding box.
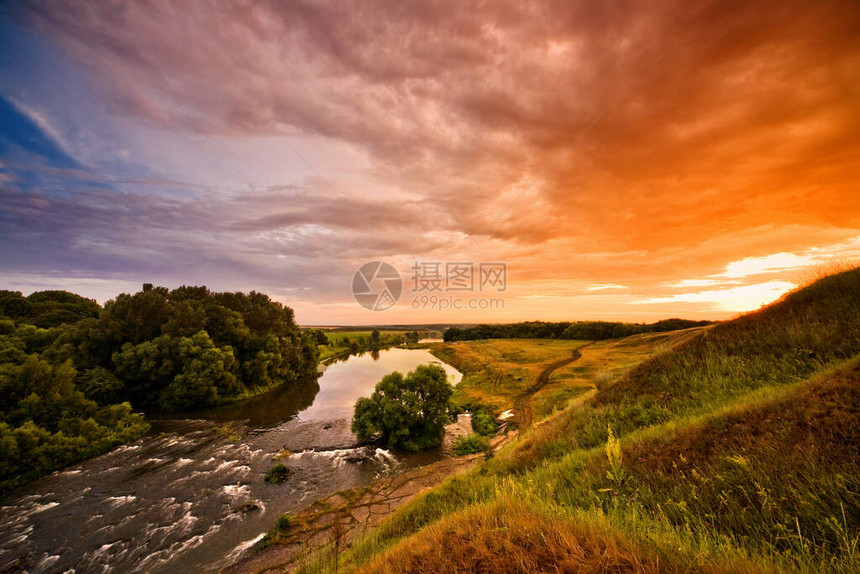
[355,498,775,574]
[356,501,664,574]
[431,339,589,410]
[533,329,704,418]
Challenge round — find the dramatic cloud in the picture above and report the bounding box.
[1,0,858,322]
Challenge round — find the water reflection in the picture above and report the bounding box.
[298,347,462,421]
[152,377,321,429]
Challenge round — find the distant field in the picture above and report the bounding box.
[323,329,441,344]
[428,333,697,420]
[534,328,705,418]
[324,330,404,345]
[430,339,588,411]
[316,329,443,362]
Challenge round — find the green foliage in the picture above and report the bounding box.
[307,328,329,345]
[75,367,124,405]
[69,285,319,411]
[112,331,241,411]
[453,433,490,456]
[470,408,498,436]
[0,283,317,492]
[319,330,418,362]
[603,425,626,487]
[0,290,99,328]
[0,347,150,493]
[352,364,454,452]
[260,512,294,549]
[265,463,292,484]
[443,318,711,342]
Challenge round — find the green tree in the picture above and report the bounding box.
[113,331,240,411]
[307,328,328,345]
[103,287,171,345]
[26,291,100,328]
[76,367,125,405]
[0,291,32,319]
[162,300,208,337]
[352,364,453,452]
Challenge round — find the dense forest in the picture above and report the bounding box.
[0,285,319,492]
[443,318,713,342]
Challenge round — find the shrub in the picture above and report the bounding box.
[471,409,499,436]
[265,463,292,484]
[276,513,291,530]
[593,368,614,391]
[453,434,490,456]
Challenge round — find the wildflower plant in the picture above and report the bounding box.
[603,424,627,488]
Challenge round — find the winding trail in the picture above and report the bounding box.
[514,343,591,429]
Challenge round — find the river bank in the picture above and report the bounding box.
[0,347,461,574]
[223,417,515,574]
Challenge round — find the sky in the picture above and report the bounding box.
[0,0,858,325]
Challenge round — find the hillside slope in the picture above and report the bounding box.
[299,268,860,573]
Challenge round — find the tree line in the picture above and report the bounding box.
[309,328,422,362]
[0,285,318,492]
[443,319,713,342]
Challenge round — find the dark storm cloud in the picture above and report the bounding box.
[3,0,859,321]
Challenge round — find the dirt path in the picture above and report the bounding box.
[514,343,591,429]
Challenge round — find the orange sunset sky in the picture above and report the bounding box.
[0,0,858,324]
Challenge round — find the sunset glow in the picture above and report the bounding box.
[1,1,858,324]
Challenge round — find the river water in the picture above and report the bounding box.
[0,347,460,574]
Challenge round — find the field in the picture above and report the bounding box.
[316,330,443,362]
[293,267,860,573]
[431,330,702,424]
[430,339,589,412]
[322,330,441,345]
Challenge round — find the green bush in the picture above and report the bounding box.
[352,364,453,452]
[471,409,498,436]
[276,513,291,530]
[265,463,292,484]
[453,434,490,456]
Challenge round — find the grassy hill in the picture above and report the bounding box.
[297,267,860,573]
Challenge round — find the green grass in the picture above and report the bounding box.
[317,330,434,362]
[433,332,694,421]
[260,513,293,548]
[452,433,490,456]
[431,339,592,412]
[293,267,860,573]
[323,330,405,345]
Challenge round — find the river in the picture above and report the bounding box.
[0,347,461,574]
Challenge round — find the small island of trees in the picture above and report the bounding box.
[352,364,453,452]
